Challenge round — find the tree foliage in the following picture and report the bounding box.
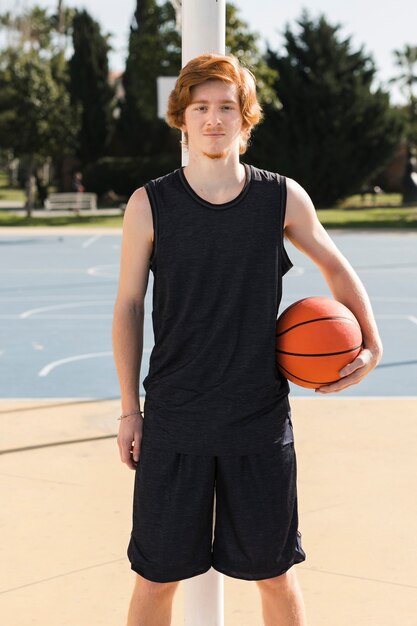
[0,4,80,164]
[69,10,115,162]
[225,3,278,108]
[0,48,78,161]
[249,12,403,206]
[390,44,417,148]
[118,0,181,156]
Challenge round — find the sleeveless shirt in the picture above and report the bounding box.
[142,162,293,456]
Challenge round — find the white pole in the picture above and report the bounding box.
[181,0,226,168]
[181,3,226,624]
[181,0,226,62]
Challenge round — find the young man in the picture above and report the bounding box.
[112,54,382,626]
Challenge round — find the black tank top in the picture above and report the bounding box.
[142,163,292,456]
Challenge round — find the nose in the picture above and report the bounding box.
[206,108,222,127]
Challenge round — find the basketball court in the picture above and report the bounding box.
[0,229,416,399]
[1,228,416,625]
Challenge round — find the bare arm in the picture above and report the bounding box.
[284,177,383,393]
[112,187,153,468]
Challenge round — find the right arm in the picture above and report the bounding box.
[112,187,154,469]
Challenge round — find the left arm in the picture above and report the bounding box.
[284,177,383,393]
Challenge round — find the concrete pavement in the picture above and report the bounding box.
[1,397,416,625]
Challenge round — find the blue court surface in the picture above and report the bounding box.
[0,230,416,399]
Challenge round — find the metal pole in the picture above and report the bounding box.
[181,0,226,168]
[181,3,226,623]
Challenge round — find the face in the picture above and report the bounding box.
[181,79,247,160]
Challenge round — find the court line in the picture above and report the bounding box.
[0,397,112,407]
[0,315,114,319]
[0,296,118,301]
[0,558,126,595]
[82,234,102,248]
[1,395,416,403]
[11,315,114,319]
[0,471,80,485]
[38,352,114,376]
[0,433,117,456]
[0,313,409,321]
[375,314,417,324]
[281,295,417,304]
[87,264,117,278]
[376,360,417,369]
[38,348,152,377]
[301,566,417,590]
[0,268,86,273]
[19,301,114,318]
[0,314,150,319]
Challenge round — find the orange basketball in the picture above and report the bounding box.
[276,297,363,389]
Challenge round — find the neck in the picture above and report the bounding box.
[183,150,245,193]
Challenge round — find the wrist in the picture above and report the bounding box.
[121,397,141,413]
[117,408,143,421]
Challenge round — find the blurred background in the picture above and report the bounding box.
[0,0,416,218]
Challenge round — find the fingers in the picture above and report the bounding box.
[315,370,362,394]
[132,431,142,464]
[118,437,135,470]
[339,350,370,378]
[315,349,373,394]
[117,429,143,470]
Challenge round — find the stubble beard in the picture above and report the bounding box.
[202,149,229,160]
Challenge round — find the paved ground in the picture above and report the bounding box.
[1,229,416,625]
[1,397,416,625]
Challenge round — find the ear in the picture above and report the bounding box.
[179,111,187,134]
[240,124,251,139]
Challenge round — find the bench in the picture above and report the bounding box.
[45,193,97,212]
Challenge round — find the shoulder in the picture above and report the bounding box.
[123,187,153,239]
[284,177,316,227]
[145,168,181,192]
[125,186,151,214]
[248,163,282,184]
[247,165,313,211]
[124,168,180,226]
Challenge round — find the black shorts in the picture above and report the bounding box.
[127,419,306,583]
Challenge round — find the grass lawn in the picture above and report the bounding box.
[316,206,417,228]
[0,172,25,202]
[0,170,416,229]
[0,212,123,227]
[1,206,416,229]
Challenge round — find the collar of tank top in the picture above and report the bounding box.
[178,162,252,209]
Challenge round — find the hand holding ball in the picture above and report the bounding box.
[276,297,363,389]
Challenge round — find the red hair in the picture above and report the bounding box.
[166,53,263,154]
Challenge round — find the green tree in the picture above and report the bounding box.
[0,48,79,215]
[119,0,181,156]
[0,6,53,51]
[390,44,417,148]
[0,3,80,209]
[69,10,115,163]
[250,12,403,206]
[226,3,278,109]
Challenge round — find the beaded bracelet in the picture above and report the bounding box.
[117,409,144,420]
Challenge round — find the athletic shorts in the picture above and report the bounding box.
[127,418,306,583]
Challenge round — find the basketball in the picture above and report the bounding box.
[276,296,363,389]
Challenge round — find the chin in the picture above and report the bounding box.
[202,150,228,160]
